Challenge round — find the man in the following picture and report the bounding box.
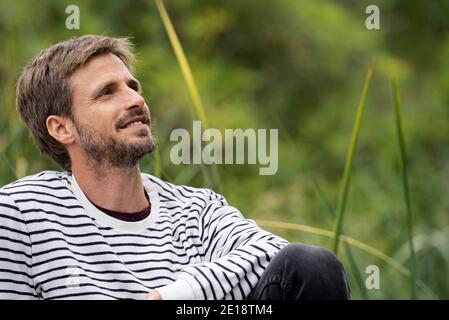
[0,35,350,300]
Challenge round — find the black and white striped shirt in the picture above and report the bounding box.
[0,171,289,300]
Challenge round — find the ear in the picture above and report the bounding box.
[46,115,76,146]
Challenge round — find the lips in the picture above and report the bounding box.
[119,115,150,130]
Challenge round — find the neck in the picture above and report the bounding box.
[70,161,149,213]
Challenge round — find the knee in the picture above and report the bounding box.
[274,243,346,278]
[275,244,350,299]
[276,243,342,265]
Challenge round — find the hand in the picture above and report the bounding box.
[144,290,162,300]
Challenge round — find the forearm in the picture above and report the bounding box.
[152,229,288,300]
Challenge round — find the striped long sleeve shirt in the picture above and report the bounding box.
[0,171,289,300]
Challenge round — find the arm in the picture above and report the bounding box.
[0,192,38,299]
[156,190,289,300]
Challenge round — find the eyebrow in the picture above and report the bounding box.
[90,78,142,102]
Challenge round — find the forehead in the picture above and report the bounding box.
[69,52,133,94]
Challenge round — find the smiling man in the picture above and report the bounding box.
[0,35,350,300]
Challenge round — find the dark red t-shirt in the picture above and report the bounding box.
[90,192,151,222]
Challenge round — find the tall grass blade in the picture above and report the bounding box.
[275,117,369,298]
[0,146,18,180]
[311,177,335,219]
[154,0,209,129]
[332,68,373,255]
[155,0,221,189]
[311,177,369,299]
[344,242,369,299]
[390,77,417,299]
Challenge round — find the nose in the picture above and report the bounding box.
[124,86,145,111]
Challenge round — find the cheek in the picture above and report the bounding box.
[91,111,118,132]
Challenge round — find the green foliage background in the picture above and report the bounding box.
[1,0,448,299]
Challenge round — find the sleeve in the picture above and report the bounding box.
[0,192,38,299]
[157,190,289,300]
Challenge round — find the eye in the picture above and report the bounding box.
[100,87,114,96]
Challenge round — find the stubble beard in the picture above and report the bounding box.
[74,119,156,170]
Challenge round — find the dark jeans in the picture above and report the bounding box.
[247,243,351,300]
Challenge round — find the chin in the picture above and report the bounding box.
[137,136,156,153]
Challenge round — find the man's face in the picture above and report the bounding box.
[69,53,155,168]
